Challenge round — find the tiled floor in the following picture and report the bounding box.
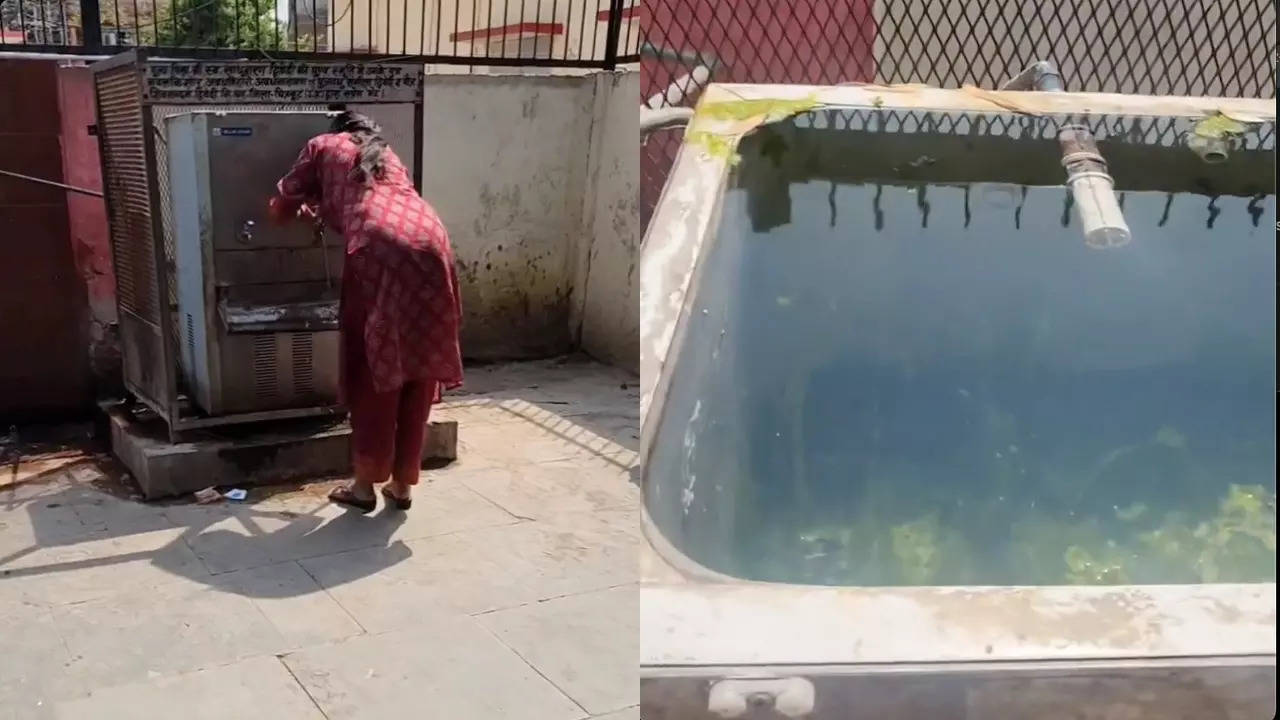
[0,358,639,720]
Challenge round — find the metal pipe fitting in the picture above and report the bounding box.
[1186,133,1235,164]
[1000,61,1065,92]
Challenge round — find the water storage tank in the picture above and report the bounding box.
[166,111,342,416]
[640,85,1277,718]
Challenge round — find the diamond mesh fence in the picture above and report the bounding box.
[641,0,1277,230]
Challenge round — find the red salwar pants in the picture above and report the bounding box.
[347,362,437,487]
[340,242,447,488]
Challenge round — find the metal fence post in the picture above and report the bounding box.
[81,0,102,49]
[601,0,625,70]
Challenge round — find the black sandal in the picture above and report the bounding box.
[329,486,377,513]
[381,485,413,511]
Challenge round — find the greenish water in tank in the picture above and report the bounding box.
[644,111,1276,587]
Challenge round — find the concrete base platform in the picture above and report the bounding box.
[107,406,459,500]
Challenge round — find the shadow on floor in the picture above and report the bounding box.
[1,355,638,599]
[2,456,414,600]
[449,355,640,467]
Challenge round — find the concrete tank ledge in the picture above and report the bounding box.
[105,405,458,500]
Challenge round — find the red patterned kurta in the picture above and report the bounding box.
[275,133,463,402]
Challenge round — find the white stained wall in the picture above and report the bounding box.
[574,70,639,373]
[420,69,639,372]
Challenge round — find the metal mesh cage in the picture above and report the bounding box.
[871,0,1275,97]
[791,109,1276,151]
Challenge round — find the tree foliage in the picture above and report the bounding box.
[2,0,72,42]
[156,0,284,49]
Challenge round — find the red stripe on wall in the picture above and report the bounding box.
[449,22,564,43]
[596,5,641,21]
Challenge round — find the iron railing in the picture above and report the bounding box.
[0,0,640,66]
[641,0,1278,228]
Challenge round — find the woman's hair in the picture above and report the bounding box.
[329,109,389,184]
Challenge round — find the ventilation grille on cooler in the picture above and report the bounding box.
[291,333,315,396]
[96,67,158,322]
[252,336,279,400]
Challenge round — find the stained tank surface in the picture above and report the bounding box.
[644,109,1277,588]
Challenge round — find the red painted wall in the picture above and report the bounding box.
[642,0,876,99]
[56,64,120,394]
[0,59,99,419]
[640,0,877,227]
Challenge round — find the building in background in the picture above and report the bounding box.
[289,0,329,50]
[327,0,639,69]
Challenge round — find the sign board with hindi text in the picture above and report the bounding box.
[142,61,423,104]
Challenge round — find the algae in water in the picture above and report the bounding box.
[789,482,1275,587]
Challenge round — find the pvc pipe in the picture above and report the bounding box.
[646,65,712,110]
[1001,61,1131,248]
[641,107,694,135]
[1059,125,1132,248]
[0,169,104,198]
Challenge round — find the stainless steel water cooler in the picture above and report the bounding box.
[166,111,343,416]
